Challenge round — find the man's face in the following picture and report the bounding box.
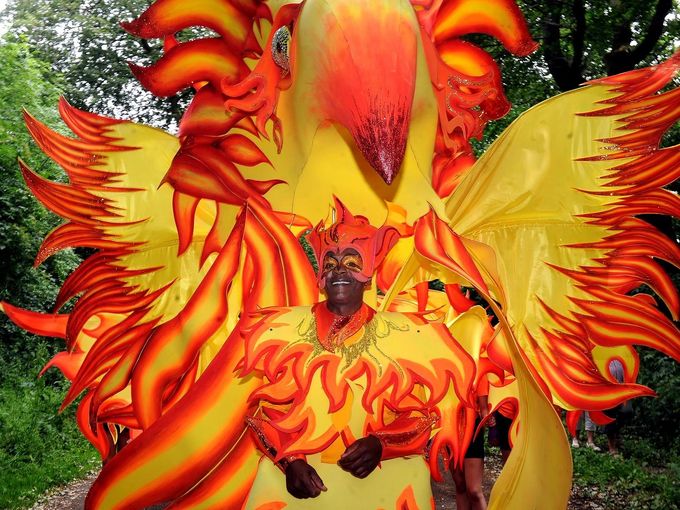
[322,248,366,309]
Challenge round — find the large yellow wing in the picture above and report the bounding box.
[446,56,680,412]
[447,56,680,509]
[376,54,680,510]
[3,97,317,509]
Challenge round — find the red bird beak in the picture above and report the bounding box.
[311,0,418,184]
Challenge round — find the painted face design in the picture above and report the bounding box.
[322,253,364,275]
[323,249,366,312]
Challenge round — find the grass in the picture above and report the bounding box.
[572,437,680,510]
[0,351,99,509]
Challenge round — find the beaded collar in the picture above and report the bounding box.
[313,301,375,351]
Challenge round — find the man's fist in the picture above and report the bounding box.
[337,435,383,478]
[285,459,327,498]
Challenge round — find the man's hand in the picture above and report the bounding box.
[285,459,327,499]
[337,435,382,478]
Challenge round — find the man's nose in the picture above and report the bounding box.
[332,264,348,275]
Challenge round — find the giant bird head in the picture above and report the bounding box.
[126,0,536,224]
[292,0,419,185]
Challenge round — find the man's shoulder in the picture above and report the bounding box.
[242,305,314,336]
[372,309,429,327]
[368,309,447,342]
[248,304,314,319]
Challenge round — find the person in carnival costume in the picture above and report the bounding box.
[2,0,680,508]
[239,199,481,508]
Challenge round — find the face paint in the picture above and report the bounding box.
[323,249,366,315]
[340,254,363,272]
[322,252,364,276]
[322,255,338,273]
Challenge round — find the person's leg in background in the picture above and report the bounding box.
[584,412,601,451]
[450,420,487,510]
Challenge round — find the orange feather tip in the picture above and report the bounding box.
[432,0,538,56]
[128,38,246,98]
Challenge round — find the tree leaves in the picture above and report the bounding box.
[2,0,190,130]
[0,41,79,366]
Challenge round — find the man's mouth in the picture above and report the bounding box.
[331,280,351,286]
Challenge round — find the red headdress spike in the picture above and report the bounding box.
[306,198,400,288]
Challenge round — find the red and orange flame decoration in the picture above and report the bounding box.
[2,0,680,508]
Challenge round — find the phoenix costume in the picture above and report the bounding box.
[240,205,482,509]
[2,0,680,509]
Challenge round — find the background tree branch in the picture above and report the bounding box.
[542,0,587,91]
[605,0,674,75]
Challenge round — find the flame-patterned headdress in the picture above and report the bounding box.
[306,198,400,287]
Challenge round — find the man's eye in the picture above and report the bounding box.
[341,256,363,271]
[323,260,338,271]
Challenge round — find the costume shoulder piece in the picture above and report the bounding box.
[242,304,474,396]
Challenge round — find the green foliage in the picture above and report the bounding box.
[0,41,77,350]
[470,0,679,154]
[0,40,80,368]
[628,347,680,452]
[0,39,90,509]
[0,345,99,509]
[2,0,191,130]
[520,0,678,77]
[572,443,680,510]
